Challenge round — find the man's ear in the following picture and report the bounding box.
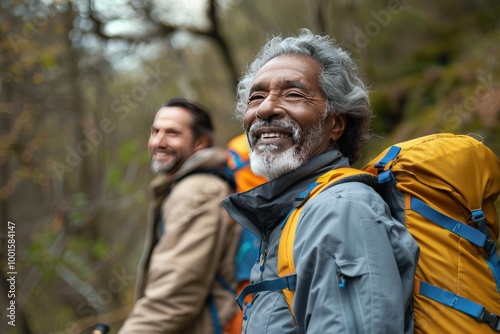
[329,114,346,142]
[194,134,211,151]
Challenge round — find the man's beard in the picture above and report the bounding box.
[150,148,181,174]
[249,117,326,180]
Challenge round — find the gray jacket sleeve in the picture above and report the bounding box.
[292,182,418,333]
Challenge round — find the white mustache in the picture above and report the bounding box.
[248,120,299,144]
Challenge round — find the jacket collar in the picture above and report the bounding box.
[221,149,349,239]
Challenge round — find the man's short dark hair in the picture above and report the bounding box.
[160,98,214,146]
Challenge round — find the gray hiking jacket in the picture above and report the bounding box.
[222,149,419,334]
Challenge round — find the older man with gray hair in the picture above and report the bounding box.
[222,29,419,333]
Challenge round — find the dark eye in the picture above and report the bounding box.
[166,130,179,135]
[248,93,266,107]
[285,91,303,98]
[248,93,265,102]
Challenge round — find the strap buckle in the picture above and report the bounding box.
[484,237,496,256]
[471,209,487,232]
[293,182,319,208]
[479,308,500,330]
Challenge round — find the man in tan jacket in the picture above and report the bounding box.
[119,98,240,333]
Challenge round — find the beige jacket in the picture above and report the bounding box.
[119,148,240,334]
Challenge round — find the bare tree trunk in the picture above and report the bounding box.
[64,6,95,197]
[207,0,239,91]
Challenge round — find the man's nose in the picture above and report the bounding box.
[149,133,164,148]
[256,95,285,120]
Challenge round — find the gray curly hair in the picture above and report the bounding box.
[235,29,372,164]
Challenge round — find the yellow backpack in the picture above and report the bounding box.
[241,133,500,333]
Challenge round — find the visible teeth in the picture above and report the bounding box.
[261,132,288,139]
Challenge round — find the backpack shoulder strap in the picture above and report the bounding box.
[235,168,376,314]
[278,167,374,315]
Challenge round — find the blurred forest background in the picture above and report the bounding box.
[0,0,499,333]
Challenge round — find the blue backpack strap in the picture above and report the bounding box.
[417,281,500,331]
[235,230,260,282]
[410,197,487,247]
[374,145,401,185]
[292,182,321,208]
[375,145,497,259]
[207,274,236,334]
[486,252,500,294]
[207,292,222,334]
[235,274,297,309]
[216,273,236,295]
[375,141,500,328]
[225,149,248,190]
[472,209,488,232]
[411,198,500,292]
[471,209,498,256]
[227,149,249,171]
[471,210,500,288]
[374,145,401,169]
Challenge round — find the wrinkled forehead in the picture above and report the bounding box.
[251,54,324,93]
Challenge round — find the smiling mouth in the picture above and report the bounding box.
[260,132,290,139]
[249,120,296,146]
[152,148,175,157]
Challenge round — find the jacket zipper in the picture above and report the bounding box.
[336,264,362,333]
[258,238,268,273]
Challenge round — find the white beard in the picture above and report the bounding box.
[249,118,326,180]
[250,143,303,180]
[151,159,175,174]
